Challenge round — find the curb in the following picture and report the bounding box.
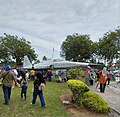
[109,108,120,117]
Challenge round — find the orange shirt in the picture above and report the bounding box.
[98,70,107,84]
[48,69,52,74]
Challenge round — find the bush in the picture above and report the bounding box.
[67,79,110,113]
[67,79,90,95]
[67,79,90,104]
[68,68,85,81]
[82,91,110,113]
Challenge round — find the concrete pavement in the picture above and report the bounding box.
[90,81,120,117]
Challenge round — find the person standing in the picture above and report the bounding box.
[30,67,35,81]
[98,67,107,93]
[106,69,111,86]
[25,70,30,82]
[47,69,52,81]
[89,69,94,86]
[114,72,120,87]
[85,66,91,86]
[21,81,28,100]
[0,65,20,105]
[31,70,46,107]
[95,70,100,89]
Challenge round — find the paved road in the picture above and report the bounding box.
[90,81,120,117]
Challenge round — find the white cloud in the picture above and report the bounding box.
[0,0,119,59]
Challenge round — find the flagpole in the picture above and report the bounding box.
[52,47,54,60]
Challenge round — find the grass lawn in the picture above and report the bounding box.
[0,78,71,117]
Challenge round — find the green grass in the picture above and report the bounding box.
[0,79,71,117]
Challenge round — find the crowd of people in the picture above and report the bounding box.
[85,65,120,93]
[0,64,69,107]
[0,64,119,106]
[0,65,47,107]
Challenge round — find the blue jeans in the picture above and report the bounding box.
[32,90,46,107]
[2,84,12,104]
[48,75,52,81]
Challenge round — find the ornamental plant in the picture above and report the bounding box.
[82,91,110,113]
[67,79,110,113]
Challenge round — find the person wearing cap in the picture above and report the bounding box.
[85,66,91,73]
[0,65,20,105]
[85,66,91,86]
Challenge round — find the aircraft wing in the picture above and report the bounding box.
[32,61,89,69]
[52,61,89,69]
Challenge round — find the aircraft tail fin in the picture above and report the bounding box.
[23,56,32,68]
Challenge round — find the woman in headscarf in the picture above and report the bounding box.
[98,67,107,93]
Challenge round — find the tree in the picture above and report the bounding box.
[97,27,120,66]
[60,33,94,62]
[0,33,38,67]
[89,42,99,63]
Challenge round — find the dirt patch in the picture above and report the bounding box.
[60,94,112,117]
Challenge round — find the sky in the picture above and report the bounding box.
[0,0,119,60]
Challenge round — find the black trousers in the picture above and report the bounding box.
[21,91,27,100]
[89,80,93,85]
[100,82,106,93]
[107,78,110,85]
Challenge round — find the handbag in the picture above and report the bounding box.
[38,83,45,91]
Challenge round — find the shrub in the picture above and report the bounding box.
[67,79,110,113]
[68,68,85,81]
[82,91,110,113]
[67,79,90,95]
[67,79,90,104]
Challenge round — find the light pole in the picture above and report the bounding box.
[52,47,54,60]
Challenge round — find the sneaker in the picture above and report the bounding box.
[42,105,46,108]
[30,103,35,105]
[3,102,9,105]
